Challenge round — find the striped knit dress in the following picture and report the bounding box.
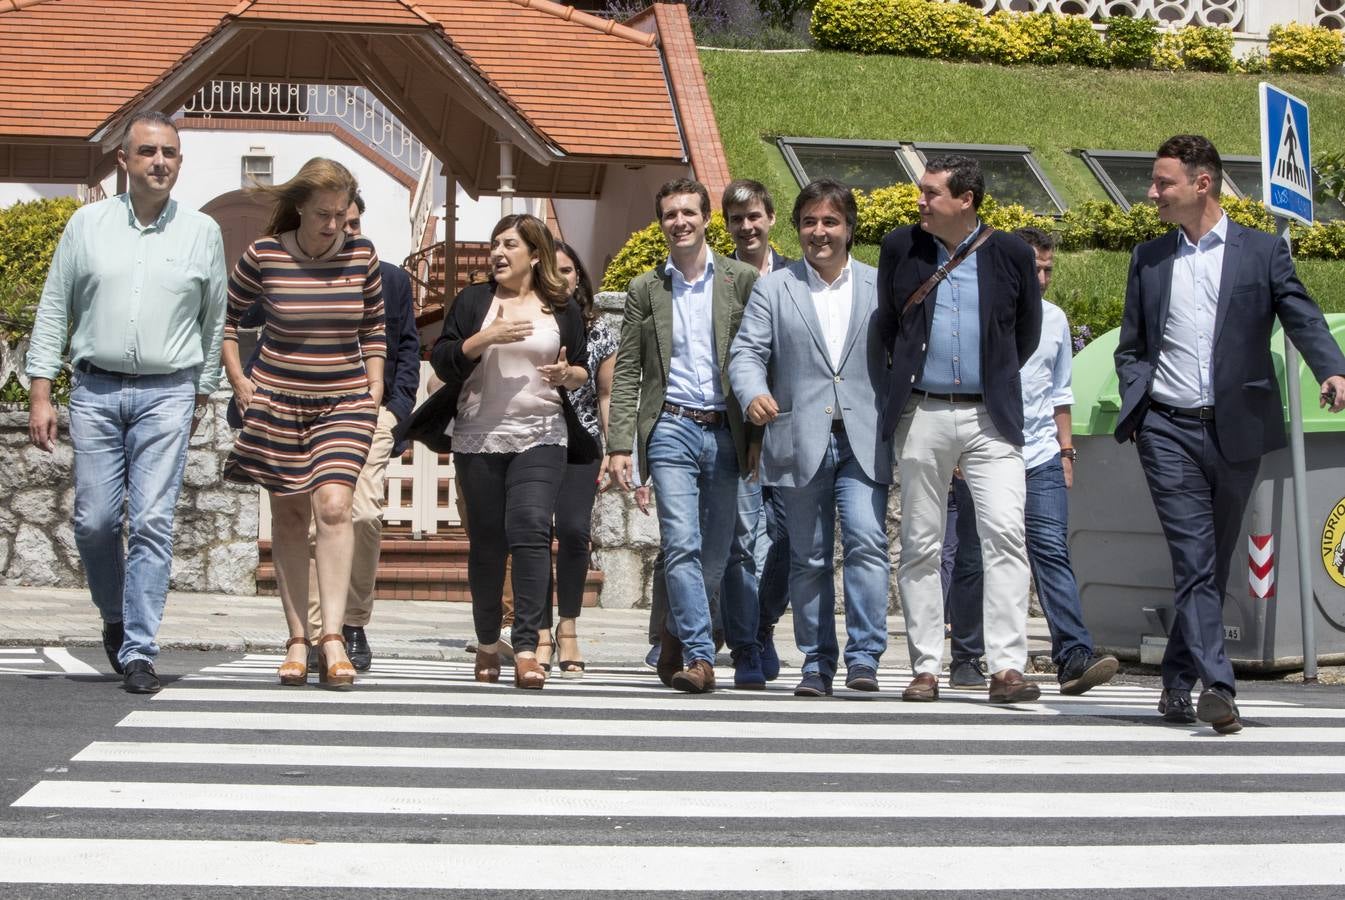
[222,232,386,495]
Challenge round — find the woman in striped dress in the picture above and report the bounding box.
[221,158,385,689]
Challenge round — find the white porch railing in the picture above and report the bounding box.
[182,81,430,176]
[256,362,461,541]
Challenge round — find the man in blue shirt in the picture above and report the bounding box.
[27,110,227,694]
[944,227,1119,696]
[606,179,760,693]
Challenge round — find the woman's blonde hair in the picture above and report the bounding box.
[490,214,569,310]
[254,157,358,237]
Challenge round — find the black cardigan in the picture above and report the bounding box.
[395,281,601,463]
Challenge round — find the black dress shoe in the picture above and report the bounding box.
[122,659,161,694]
[102,620,125,675]
[343,625,372,672]
[1157,688,1196,724]
[1197,686,1243,734]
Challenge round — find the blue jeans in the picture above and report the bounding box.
[68,367,196,666]
[757,485,792,636]
[948,456,1094,667]
[722,476,762,655]
[778,427,890,679]
[647,414,742,665]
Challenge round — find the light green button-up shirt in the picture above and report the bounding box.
[26,193,228,394]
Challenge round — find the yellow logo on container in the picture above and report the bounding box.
[1321,497,1345,589]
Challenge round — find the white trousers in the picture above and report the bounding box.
[895,396,1029,675]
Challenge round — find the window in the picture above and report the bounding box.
[242,155,274,187]
[777,138,916,193]
[1083,149,1345,221]
[777,137,1064,215]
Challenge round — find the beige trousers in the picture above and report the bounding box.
[894,396,1030,675]
[307,406,397,637]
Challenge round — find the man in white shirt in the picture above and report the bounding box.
[729,178,892,696]
[945,227,1119,695]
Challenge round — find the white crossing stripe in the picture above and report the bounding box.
[1,839,1341,890]
[71,741,1345,776]
[42,648,99,675]
[16,781,1345,819]
[0,648,38,654]
[114,709,1345,743]
[148,686,1338,718]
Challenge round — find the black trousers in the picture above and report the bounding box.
[547,459,601,622]
[455,445,567,654]
[1136,408,1258,695]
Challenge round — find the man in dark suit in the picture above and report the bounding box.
[876,154,1042,704]
[1114,134,1345,734]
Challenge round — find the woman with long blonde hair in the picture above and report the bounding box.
[400,214,599,689]
[221,157,385,689]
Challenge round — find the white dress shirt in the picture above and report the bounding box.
[1152,214,1227,408]
[805,257,854,375]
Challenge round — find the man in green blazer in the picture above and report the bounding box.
[604,178,761,693]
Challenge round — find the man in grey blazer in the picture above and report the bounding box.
[1115,135,1345,733]
[730,179,893,696]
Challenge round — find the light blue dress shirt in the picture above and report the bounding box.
[26,194,228,394]
[916,223,983,394]
[1021,300,1074,469]
[665,251,726,411]
[1151,214,1227,408]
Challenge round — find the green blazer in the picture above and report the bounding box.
[607,251,760,479]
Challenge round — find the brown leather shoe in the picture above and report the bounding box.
[656,622,683,688]
[901,672,939,702]
[988,669,1041,704]
[670,659,716,694]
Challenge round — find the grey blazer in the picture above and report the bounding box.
[728,259,892,487]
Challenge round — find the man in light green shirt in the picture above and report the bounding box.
[26,111,227,694]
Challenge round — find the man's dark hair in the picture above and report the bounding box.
[924,154,985,210]
[791,178,858,251]
[1013,225,1057,254]
[722,179,775,218]
[655,178,711,220]
[120,111,179,154]
[352,191,366,215]
[1157,134,1223,195]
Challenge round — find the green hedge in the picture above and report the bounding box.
[0,197,79,340]
[599,212,739,292]
[810,0,1340,74]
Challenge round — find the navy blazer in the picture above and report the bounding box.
[875,224,1042,445]
[395,281,599,463]
[1113,219,1345,463]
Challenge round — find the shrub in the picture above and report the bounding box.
[1268,23,1345,74]
[600,213,737,292]
[1291,220,1345,260]
[1221,194,1276,233]
[0,276,39,341]
[0,197,79,294]
[1104,15,1159,69]
[1152,29,1186,70]
[978,197,1055,233]
[853,183,920,244]
[1176,25,1236,73]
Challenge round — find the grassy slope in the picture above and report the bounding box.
[704,49,1345,313]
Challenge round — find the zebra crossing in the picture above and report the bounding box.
[3,653,1345,893]
[0,646,99,676]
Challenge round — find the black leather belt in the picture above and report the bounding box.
[831,419,845,434]
[75,360,137,378]
[1151,399,1215,421]
[914,389,984,403]
[662,402,724,427]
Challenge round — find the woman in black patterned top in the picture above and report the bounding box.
[540,242,617,676]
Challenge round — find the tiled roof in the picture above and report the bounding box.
[0,0,686,162]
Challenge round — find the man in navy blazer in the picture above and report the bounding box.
[1114,135,1345,733]
[876,155,1042,704]
[730,178,892,696]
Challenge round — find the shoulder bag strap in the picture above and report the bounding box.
[901,226,996,318]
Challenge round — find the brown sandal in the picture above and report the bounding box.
[278,636,310,686]
[514,654,546,690]
[316,633,355,689]
[475,646,501,683]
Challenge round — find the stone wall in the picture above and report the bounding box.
[0,396,258,595]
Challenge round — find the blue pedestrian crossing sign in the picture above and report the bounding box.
[1260,82,1313,225]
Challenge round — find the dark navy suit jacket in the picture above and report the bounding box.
[1113,219,1345,463]
[875,224,1042,445]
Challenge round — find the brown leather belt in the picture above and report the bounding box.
[662,402,724,427]
[914,389,984,403]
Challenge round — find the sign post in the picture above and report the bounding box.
[1259,81,1318,681]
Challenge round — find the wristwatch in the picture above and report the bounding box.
[1060,448,1078,461]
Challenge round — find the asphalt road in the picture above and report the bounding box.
[0,647,1344,898]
